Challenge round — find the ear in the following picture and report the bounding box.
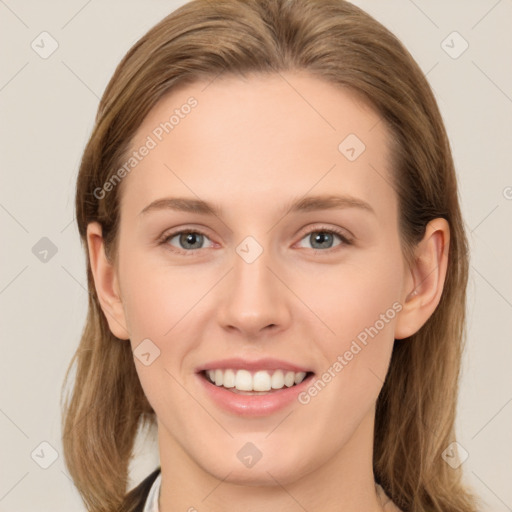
[86,221,130,340]
[394,218,450,340]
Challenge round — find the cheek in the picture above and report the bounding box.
[294,244,403,348]
[119,246,213,341]
[290,242,403,423]
[293,272,400,454]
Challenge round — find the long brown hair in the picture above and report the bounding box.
[61,1,480,510]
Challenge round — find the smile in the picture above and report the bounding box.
[196,358,315,416]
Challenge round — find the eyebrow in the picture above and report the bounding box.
[139,194,376,217]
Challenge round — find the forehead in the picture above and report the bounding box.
[120,71,396,223]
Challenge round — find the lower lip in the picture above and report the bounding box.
[197,372,314,417]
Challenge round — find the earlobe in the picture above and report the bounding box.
[394,218,450,340]
[86,222,130,340]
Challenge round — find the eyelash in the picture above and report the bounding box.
[158,226,353,256]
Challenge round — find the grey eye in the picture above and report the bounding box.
[298,230,343,250]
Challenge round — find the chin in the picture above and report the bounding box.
[195,447,314,488]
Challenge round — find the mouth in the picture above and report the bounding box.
[195,359,315,416]
[200,368,314,395]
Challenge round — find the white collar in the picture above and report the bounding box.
[142,471,161,512]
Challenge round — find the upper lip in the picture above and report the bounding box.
[195,357,312,373]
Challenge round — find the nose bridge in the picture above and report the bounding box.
[216,236,289,335]
[234,241,272,296]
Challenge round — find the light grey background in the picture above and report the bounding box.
[1,1,511,510]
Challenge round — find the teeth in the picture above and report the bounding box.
[223,369,236,388]
[271,370,285,389]
[253,371,271,391]
[284,371,295,387]
[236,369,253,391]
[205,369,307,391]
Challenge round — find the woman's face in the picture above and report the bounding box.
[99,71,415,485]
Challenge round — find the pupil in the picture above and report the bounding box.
[313,232,332,248]
[181,232,202,249]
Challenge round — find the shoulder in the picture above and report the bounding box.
[119,467,161,512]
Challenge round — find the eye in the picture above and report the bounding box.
[296,227,352,251]
[161,230,214,253]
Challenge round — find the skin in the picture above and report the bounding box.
[87,71,449,512]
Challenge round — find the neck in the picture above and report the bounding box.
[157,408,384,512]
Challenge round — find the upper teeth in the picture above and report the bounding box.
[206,369,307,391]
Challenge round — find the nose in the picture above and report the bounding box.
[216,244,292,339]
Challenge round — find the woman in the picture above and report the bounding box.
[61,0,481,511]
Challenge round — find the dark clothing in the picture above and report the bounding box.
[120,467,161,512]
